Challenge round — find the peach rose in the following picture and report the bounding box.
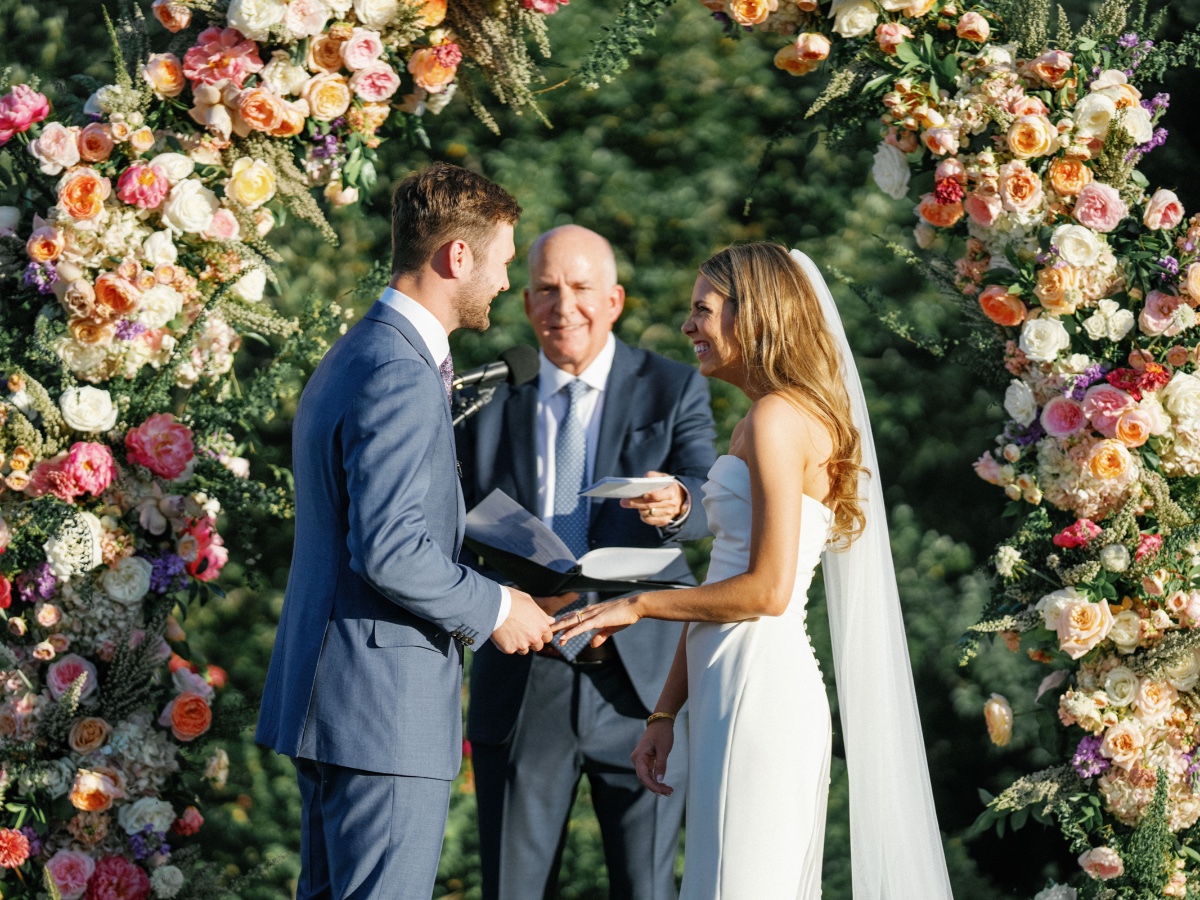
[1185,263,1200,302]
[238,87,287,133]
[904,0,934,13]
[68,716,112,753]
[143,53,186,99]
[301,73,352,120]
[94,273,140,318]
[1099,720,1144,771]
[225,157,277,209]
[1088,439,1131,480]
[128,126,156,156]
[151,0,192,31]
[1115,409,1151,447]
[1134,678,1177,722]
[26,225,64,263]
[1056,596,1114,658]
[964,190,1002,227]
[795,32,831,61]
[1047,157,1093,196]
[270,99,308,138]
[1034,264,1081,314]
[728,0,776,26]
[998,160,1043,214]
[69,767,124,812]
[875,22,913,55]
[1079,846,1124,880]
[917,193,964,228]
[979,284,1026,326]
[77,123,114,162]
[1143,188,1184,231]
[774,45,819,76]
[57,168,111,220]
[407,48,458,95]
[307,33,347,73]
[412,0,448,27]
[956,11,989,41]
[921,127,958,156]
[162,691,213,741]
[1007,115,1056,158]
[69,318,115,346]
[1027,49,1073,88]
[984,693,1012,746]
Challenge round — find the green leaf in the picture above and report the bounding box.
[1011,807,1029,830]
[895,42,920,65]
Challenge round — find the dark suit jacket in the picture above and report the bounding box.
[458,338,717,744]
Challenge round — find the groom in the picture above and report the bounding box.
[256,163,554,900]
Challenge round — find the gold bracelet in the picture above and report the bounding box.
[645,711,676,727]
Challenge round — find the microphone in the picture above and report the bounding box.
[451,345,540,427]
[451,344,539,390]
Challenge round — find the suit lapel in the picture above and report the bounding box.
[506,381,539,514]
[591,340,637,524]
[363,301,439,373]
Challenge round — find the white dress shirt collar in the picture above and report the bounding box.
[537,333,616,401]
[379,287,450,366]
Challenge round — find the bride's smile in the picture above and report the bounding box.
[682,274,744,386]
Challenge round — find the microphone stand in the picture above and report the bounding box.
[451,384,499,427]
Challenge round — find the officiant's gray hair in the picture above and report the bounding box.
[527,225,619,288]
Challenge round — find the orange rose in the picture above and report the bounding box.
[307,34,347,73]
[1048,157,1093,196]
[998,161,1043,214]
[69,767,124,812]
[301,73,352,121]
[412,0,447,27]
[69,318,115,345]
[1034,264,1081,314]
[979,284,1026,326]
[68,717,112,754]
[917,193,964,228]
[269,100,308,138]
[143,52,186,99]
[57,169,111,220]
[94,273,140,318]
[1115,410,1151,448]
[728,0,776,26]
[168,691,213,741]
[1007,115,1056,159]
[78,123,114,163]
[1027,50,1073,88]
[774,45,819,76]
[1089,440,1130,479]
[795,32,831,61]
[903,0,935,14]
[151,0,192,32]
[407,49,457,95]
[238,87,286,133]
[26,226,64,263]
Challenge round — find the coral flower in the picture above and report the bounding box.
[125,413,194,479]
[0,827,30,868]
[183,26,264,88]
[116,163,171,210]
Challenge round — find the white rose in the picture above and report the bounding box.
[1103,666,1138,707]
[101,556,153,606]
[139,285,184,329]
[83,84,120,116]
[118,797,176,836]
[227,0,287,39]
[1139,395,1171,434]
[1091,69,1130,92]
[1004,379,1037,426]
[147,152,195,185]
[1072,93,1116,139]
[60,386,119,432]
[871,142,911,201]
[1099,543,1130,572]
[828,0,878,38]
[261,50,310,96]
[1019,317,1071,362]
[1034,885,1077,900]
[151,865,185,899]
[352,0,400,28]
[1037,586,1085,631]
[1082,299,1135,343]
[1160,372,1200,420]
[56,338,109,379]
[162,180,218,235]
[1121,105,1154,145]
[0,206,20,236]
[1166,649,1200,691]
[43,511,103,579]
[328,0,351,9]
[285,0,332,38]
[230,267,267,302]
[1052,224,1102,268]
[142,230,179,268]
[1109,608,1142,654]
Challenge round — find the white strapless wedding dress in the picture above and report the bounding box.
[681,454,833,900]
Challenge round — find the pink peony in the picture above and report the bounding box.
[1135,532,1163,562]
[1053,518,1102,549]
[964,190,1003,226]
[0,85,50,144]
[63,442,116,496]
[341,27,385,71]
[1138,289,1184,337]
[46,653,99,701]
[27,454,83,502]
[125,413,194,479]
[116,163,171,210]
[204,208,242,241]
[1143,188,1184,230]
[84,855,151,900]
[45,849,97,900]
[1081,383,1135,437]
[1040,395,1086,437]
[348,62,401,102]
[1073,181,1128,232]
[183,27,264,88]
[173,806,204,836]
[1078,846,1124,881]
[180,518,228,582]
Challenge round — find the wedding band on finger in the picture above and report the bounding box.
[575,611,584,625]
[649,507,657,517]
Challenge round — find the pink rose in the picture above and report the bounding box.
[956,10,990,41]
[1053,518,1102,549]
[183,27,264,89]
[0,85,50,144]
[63,442,116,496]
[341,27,384,71]
[1073,181,1128,232]
[964,190,1003,226]
[45,850,96,900]
[1009,95,1048,116]
[1138,289,1183,337]
[173,806,204,836]
[795,32,831,61]
[46,653,98,701]
[284,0,331,37]
[180,518,228,582]
[1082,384,1135,437]
[204,208,242,241]
[1078,846,1124,881]
[28,122,80,175]
[84,855,151,900]
[1040,395,1086,437]
[348,62,401,102]
[1143,188,1184,230]
[973,451,1008,485]
[116,163,171,210]
[125,413,195,479]
[921,127,958,156]
[875,22,913,55]
[935,157,966,184]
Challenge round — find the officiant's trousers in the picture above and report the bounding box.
[473,652,686,900]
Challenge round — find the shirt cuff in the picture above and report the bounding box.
[662,483,692,532]
[493,584,512,633]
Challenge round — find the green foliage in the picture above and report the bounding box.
[575,0,682,88]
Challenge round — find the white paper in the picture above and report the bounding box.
[579,475,677,499]
[578,546,695,585]
[465,489,577,573]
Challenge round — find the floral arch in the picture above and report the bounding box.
[0,0,1198,896]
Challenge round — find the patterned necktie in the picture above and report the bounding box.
[552,379,595,660]
[438,352,454,405]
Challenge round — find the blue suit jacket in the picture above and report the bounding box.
[458,339,717,744]
[256,301,502,780]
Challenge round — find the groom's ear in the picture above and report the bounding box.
[433,238,473,280]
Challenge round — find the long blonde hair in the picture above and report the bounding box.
[699,242,866,546]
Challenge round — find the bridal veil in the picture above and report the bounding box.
[789,249,954,899]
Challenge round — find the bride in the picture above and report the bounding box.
[552,244,953,898]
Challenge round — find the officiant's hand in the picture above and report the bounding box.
[492,589,555,655]
[632,718,675,796]
[551,595,642,647]
[621,470,687,528]
[533,592,581,617]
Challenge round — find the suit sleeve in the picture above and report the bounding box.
[344,358,501,643]
[661,367,718,543]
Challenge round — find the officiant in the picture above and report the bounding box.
[456,224,717,899]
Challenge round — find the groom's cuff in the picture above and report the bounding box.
[658,484,693,537]
[493,585,512,632]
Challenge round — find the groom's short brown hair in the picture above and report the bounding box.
[390,162,521,276]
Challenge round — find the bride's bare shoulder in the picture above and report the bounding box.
[742,393,833,460]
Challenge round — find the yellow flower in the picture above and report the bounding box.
[226,157,277,210]
[301,72,352,121]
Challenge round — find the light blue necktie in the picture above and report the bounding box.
[552,380,594,660]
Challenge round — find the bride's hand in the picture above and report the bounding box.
[632,719,675,796]
[551,595,643,647]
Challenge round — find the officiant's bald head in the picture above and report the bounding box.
[525,225,625,376]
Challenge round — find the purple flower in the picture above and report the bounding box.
[150,553,187,594]
[1118,33,1139,49]
[22,261,57,294]
[19,826,41,857]
[1072,734,1110,778]
[16,563,56,603]
[115,320,148,341]
[1007,419,1046,447]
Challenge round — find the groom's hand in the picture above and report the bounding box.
[491,589,554,655]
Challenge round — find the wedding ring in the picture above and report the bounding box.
[576,611,584,625]
[649,507,658,517]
